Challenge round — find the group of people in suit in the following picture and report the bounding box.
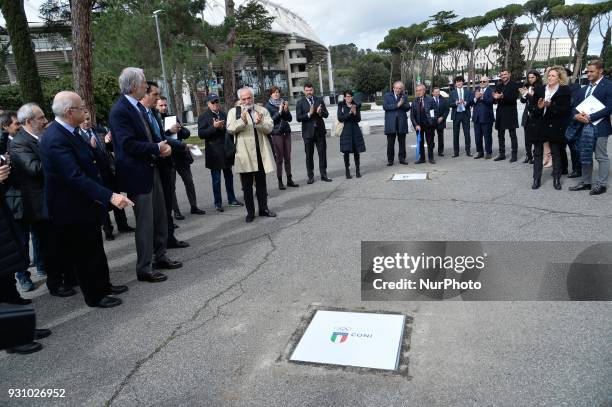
[383,60,611,194]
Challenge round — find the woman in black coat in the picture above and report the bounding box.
[337,90,366,179]
[265,86,298,190]
[530,66,572,190]
[520,70,542,164]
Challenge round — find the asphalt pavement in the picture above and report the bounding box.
[1,124,611,407]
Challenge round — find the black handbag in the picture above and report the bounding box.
[224,132,236,161]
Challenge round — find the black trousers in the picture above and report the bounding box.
[46,223,111,306]
[568,140,582,173]
[240,169,268,216]
[417,126,435,160]
[497,128,518,155]
[524,125,536,159]
[434,128,444,154]
[386,133,406,163]
[0,273,23,303]
[103,207,128,233]
[158,159,179,244]
[533,141,562,180]
[28,221,76,292]
[452,112,471,154]
[304,135,328,178]
[171,161,197,213]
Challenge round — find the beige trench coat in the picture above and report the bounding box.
[226,105,275,174]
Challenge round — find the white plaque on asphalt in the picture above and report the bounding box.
[392,173,427,181]
[290,310,405,370]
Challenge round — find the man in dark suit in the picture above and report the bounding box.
[198,93,243,212]
[79,111,133,241]
[141,83,189,250]
[109,67,182,283]
[10,103,77,297]
[39,91,131,308]
[493,70,521,162]
[156,96,205,219]
[449,76,474,157]
[472,76,496,159]
[569,60,612,195]
[383,81,411,165]
[431,87,449,157]
[565,68,583,179]
[296,83,331,184]
[410,84,437,164]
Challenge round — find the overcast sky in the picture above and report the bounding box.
[4,0,607,56]
[285,0,607,55]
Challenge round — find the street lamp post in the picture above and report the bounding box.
[153,10,173,114]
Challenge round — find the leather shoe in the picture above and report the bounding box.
[245,214,255,223]
[474,153,484,159]
[94,296,122,308]
[553,178,562,190]
[321,176,332,182]
[6,342,43,354]
[259,209,277,217]
[152,259,183,269]
[569,183,592,191]
[428,158,436,164]
[307,177,314,184]
[414,159,426,164]
[493,154,506,161]
[485,154,492,159]
[190,207,206,215]
[216,206,224,212]
[174,212,185,220]
[567,171,582,178]
[104,229,115,241]
[532,179,541,189]
[466,151,472,157]
[452,153,459,158]
[438,152,444,157]
[167,240,189,249]
[49,286,77,297]
[137,272,167,282]
[387,161,394,166]
[523,156,531,163]
[228,200,244,207]
[109,285,128,295]
[399,160,409,165]
[118,225,135,233]
[35,328,51,340]
[590,185,607,195]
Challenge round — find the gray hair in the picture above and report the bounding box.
[51,91,78,118]
[17,103,40,124]
[119,67,145,95]
[237,87,254,99]
[393,81,404,88]
[416,84,426,91]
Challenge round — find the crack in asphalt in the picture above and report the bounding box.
[106,181,344,405]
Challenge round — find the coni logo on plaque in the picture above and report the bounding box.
[330,327,373,344]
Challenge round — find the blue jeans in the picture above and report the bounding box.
[31,228,45,274]
[14,221,31,282]
[211,168,237,208]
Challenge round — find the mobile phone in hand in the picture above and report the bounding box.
[0,155,7,166]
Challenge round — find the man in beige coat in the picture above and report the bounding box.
[227,87,277,223]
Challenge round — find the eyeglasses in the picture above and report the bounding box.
[480,81,487,83]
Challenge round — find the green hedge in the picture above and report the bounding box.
[0,72,120,123]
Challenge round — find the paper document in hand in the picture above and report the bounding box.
[575,95,606,126]
[164,115,177,131]
[189,145,203,157]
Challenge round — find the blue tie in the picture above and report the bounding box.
[147,110,161,141]
[585,84,594,98]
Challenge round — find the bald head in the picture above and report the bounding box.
[52,91,86,127]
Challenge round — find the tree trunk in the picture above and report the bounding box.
[0,0,44,108]
[527,21,544,70]
[255,51,265,98]
[223,0,236,110]
[173,62,185,119]
[505,22,515,69]
[71,0,96,122]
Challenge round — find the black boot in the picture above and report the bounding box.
[509,152,518,163]
[286,175,299,187]
[354,153,361,178]
[532,178,541,189]
[278,176,286,190]
[553,177,562,190]
[344,153,352,179]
